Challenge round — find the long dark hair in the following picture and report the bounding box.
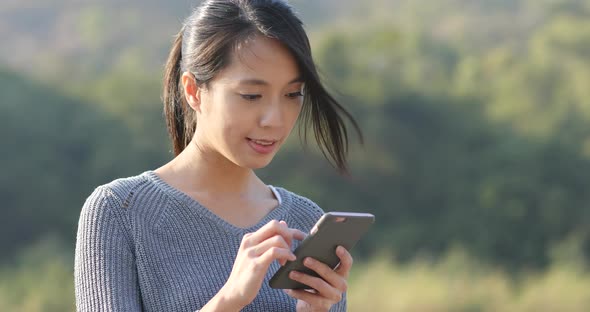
[162,0,362,173]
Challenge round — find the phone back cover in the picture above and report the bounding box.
[269,213,374,289]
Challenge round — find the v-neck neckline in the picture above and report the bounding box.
[143,170,291,234]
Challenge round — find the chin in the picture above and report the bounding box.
[247,159,273,170]
[237,155,275,170]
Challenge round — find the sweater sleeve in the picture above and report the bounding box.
[330,291,347,311]
[75,186,143,312]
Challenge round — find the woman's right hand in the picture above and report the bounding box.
[202,220,306,311]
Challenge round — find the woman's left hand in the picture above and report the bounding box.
[283,246,352,312]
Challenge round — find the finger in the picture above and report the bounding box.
[283,289,333,310]
[334,246,353,279]
[303,256,348,293]
[258,246,297,268]
[250,235,295,266]
[251,235,292,258]
[288,270,342,303]
[264,229,293,266]
[291,228,306,241]
[280,220,307,243]
[246,220,292,247]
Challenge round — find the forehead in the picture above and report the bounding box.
[213,34,301,86]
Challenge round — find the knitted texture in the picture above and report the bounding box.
[74,171,347,311]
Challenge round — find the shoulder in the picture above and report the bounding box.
[80,171,166,227]
[76,173,155,259]
[98,171,153,206]
[82,172,148,209]
[276,187,326,232]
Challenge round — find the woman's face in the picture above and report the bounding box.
[190,34,304,169]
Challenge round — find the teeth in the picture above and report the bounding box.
[252,139,273,146]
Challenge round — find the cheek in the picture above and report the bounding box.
[219,116,240,142]
[199,93,235,140]
[286,103,303,127]
[212,97,249,141]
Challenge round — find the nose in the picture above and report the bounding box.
[259,97,283,128]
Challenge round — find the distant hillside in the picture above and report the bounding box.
[0,0,567,80]
[0,66,168,260]
[0,0,190,76]
[0,0,357,78]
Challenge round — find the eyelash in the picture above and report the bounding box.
[240,94,262,101]
[239,91,304,101]
[287,91,304,99]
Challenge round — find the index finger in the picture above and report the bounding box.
[246,220,297,247]
[280,220,307,242]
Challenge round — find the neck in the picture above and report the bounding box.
[161,140,263,197]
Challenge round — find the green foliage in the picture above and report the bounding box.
[294,0,590,269]
[0,237,75,312]
[0,68,167,260]
[348,243,590,312]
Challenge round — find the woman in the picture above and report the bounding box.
[74,0,362,311]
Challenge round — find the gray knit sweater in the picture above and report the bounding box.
[74,171,346,311]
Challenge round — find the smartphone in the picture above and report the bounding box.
[269,212,375,289]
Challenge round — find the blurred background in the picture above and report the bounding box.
[2,0,590,311]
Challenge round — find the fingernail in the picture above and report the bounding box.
[289,253,296,261]
[304,257,314,266]
[337,246,345,254]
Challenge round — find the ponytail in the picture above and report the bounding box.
[162,28,196,156]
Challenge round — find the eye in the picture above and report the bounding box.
[240,94,262,101]
[286,91,304,99]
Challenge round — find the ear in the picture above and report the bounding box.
[181,72,202,112]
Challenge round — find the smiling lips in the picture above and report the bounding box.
[247,138,278,154]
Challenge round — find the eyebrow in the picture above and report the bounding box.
[237,76,304,86]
